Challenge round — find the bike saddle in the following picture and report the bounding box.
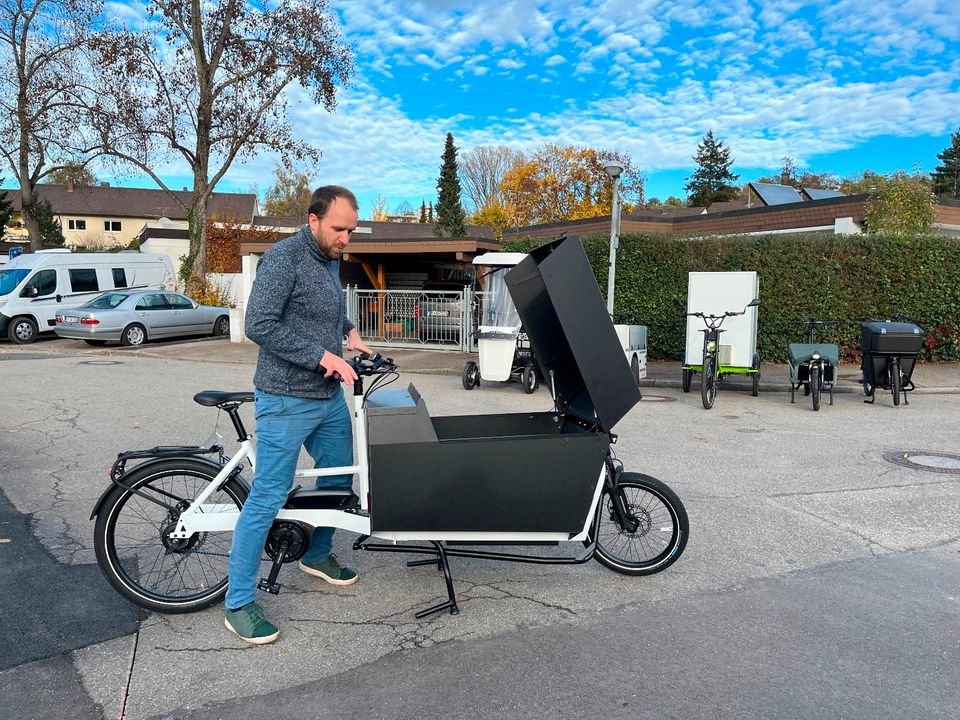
[193,390,255,407]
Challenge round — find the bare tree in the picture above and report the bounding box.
[92,0,352,288]
[0,0,104,250]
[459,145,523,213]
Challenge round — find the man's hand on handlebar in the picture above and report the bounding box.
[319,351,359,384]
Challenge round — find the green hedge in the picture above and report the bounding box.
[503,232,960,362]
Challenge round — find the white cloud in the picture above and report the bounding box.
[545,54,567,66]
[497,58,526,70]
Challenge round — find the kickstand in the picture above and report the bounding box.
[411,541,460,619]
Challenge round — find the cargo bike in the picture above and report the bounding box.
[91,236,689,619]
[462,252,540,393]
[788,318,840,411]
[680,271,762,410]
[859,316,923,406]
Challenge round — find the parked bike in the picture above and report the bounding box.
[787,318,839,411]
[682,299,761,410]
[858,315,923,406]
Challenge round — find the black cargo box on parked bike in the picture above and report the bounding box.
[366,235,641,534]
[860,321,923,386]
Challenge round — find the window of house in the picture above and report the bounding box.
[20,269,57,297]
[68,268,99,293]
[104,220,122,232]
[68,219,87,231]
[112,268,128,288]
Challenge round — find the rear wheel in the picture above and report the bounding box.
[93,459,247,613]
[7,316,38,344]
[462,361,479,390]
[810,364,822,411]
[522,363,538,394]
[121,323,147,347]
[862,368,874,397]
[594,473,688,576]
[630,353,640,386]
[213,315,230,336]
[701,355,717,409]
[682,368,692,393]
[890,360,901,406]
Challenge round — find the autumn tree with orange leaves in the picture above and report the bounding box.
[499,144,644,228]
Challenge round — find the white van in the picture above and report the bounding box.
[0,251,176,343]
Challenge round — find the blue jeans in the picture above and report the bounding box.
[225,388,353,610]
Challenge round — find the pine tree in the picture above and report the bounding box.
[931,128,960,199]
[27,196,65,247]
[428,202,434,223]
[419,200,427,223]
[684,130,741,207]
[434,132,466,237]
[0,179,12,234]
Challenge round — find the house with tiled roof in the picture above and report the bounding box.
[6,183,257,249]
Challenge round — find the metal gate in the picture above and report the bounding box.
[346,287,475,351]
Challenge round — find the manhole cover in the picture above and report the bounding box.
[883,450,960,474]
[641,394,676,402]
[79,360,124,366]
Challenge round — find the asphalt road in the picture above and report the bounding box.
[0,344,958,719]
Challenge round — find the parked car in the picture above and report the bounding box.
[414,280,467,344]
[0,250,175,344]
[53,290,230,346]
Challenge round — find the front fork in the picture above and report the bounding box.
[604,457,639,533]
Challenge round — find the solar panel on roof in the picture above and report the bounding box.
[749,183,804,206]
[802,187,844,200]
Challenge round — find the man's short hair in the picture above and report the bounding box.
[309,186,358,219]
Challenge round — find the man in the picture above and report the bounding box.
[224,185,372,645]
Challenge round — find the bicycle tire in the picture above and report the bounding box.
[810,364,822,411]
[701,355,717,409]
[891,360,901,406]
[93,458,247,613]
[682,369,692,393]
[593,473,688,576]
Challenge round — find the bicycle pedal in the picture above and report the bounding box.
[257,578,282,595]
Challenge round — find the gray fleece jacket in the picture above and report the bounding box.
[245,226,355,399]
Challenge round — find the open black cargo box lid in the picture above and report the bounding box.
[506,235,641,432]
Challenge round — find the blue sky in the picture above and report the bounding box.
[103,1,960,217]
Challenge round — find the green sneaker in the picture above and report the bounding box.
[299,552,358,586]
[224,602,280,645]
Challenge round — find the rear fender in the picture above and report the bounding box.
[89,455,247,519]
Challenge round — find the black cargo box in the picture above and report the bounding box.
[367,235,640,534]
[861,321,923,355]
[860,321,923,387]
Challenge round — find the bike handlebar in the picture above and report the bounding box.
[348,352,397,375]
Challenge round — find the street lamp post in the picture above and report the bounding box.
[603,162,624,317]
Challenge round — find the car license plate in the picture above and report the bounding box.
[65,316,79,323]
[428,311,449,317]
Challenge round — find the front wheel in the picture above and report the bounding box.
[890,360,902,406]
[462,361,479,390]
[810,364,822,411]
[521,363,538,394]
[7,316,38,344]
[630,353,640,386]
[93,459,247,613]
[681,368,692,393]
[213,315,230,336]
[751,352,761,397]
[594,473,689,576]
[701,355,717,410]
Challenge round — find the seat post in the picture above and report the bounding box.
[221,403,249,442]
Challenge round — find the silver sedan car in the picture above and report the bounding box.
[54,290,230,346]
